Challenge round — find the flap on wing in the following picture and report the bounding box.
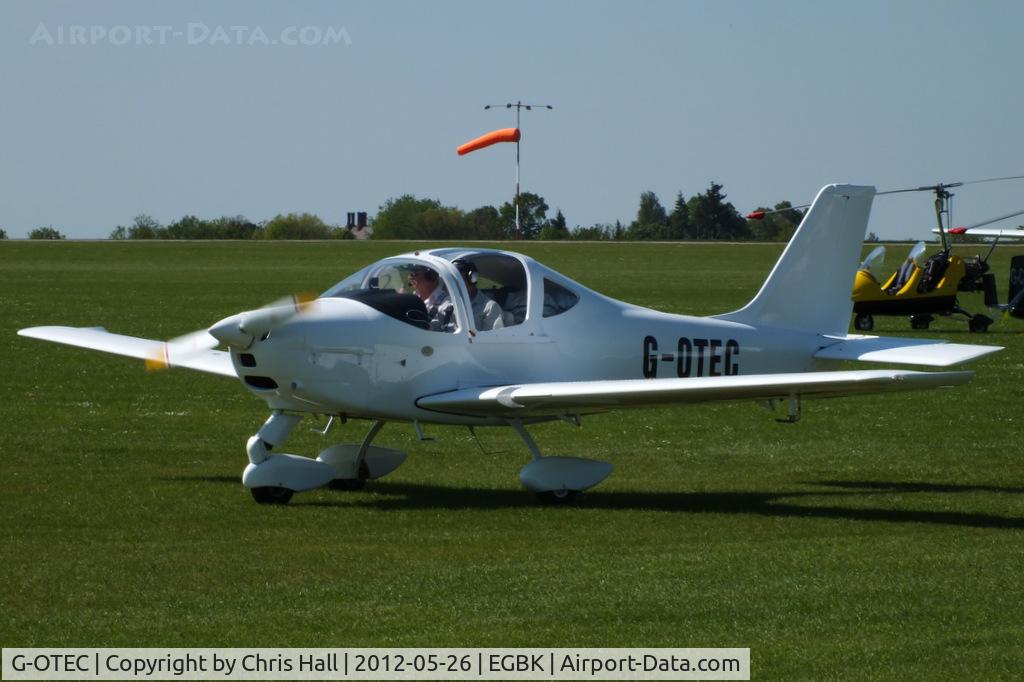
[17,326,236,378]
[417,369,973,417]
[815,335,1002,367]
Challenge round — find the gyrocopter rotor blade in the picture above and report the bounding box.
[747,176,1024,250]
[875,175,1024,251]
[953,208,1024,232]
[877,175,1024,196]
[958,174,1024,187]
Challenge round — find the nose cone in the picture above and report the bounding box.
[208,314,253,349]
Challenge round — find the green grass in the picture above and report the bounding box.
[2,240,1023,679]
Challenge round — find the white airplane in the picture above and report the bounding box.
[18,185,1003,504]
[932,208,1024,241]
[946,226,1024,240]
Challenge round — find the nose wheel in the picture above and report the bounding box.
[251,486,294,505]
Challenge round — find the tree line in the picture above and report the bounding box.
[4,214,357,240]
[108,213,355,240]
[371,182,805,242]
[6,181,809,241]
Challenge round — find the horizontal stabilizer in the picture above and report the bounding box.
[417,369,973,418]
[815,335,1002,367]
[17,326,236,378]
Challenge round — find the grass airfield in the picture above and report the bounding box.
[2,240,1023,679]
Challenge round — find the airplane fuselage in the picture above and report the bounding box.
[232,293,827,425]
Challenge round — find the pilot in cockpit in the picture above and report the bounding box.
[409,265,454,331]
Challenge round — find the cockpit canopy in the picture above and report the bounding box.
[321,249,580,333]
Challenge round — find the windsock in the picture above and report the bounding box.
[457,127,520,156]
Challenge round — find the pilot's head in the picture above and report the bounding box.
[453,259,479,292]
[409,265,439,298]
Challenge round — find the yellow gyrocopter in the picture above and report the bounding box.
[751,176,1024,333]
[851,179,1024,332]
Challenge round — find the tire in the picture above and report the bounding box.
[910,315,932,330]
[251,486,294,505]
[537,489,578,505]
[969,314,993,333]
[854,313,874,332]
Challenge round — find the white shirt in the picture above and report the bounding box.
[469,290,504,331]
[424,285,454,331]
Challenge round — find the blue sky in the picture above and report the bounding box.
[1,0,1022,239]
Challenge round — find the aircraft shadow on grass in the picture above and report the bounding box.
[277,479,1023,530]
[160,475,1024,530]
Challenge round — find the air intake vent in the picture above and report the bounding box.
[244,376,278,390]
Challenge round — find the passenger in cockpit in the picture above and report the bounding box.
[454,259,504,331]
[409,265,454,331]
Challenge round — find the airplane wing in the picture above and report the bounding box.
[416,369,972,418]
[935,227,1024,239]
[17,326,236,378]
[814,335,1002,367]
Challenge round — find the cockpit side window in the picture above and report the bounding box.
[448,253,529,329]
[542,278,579,317]
[323,260,457,332]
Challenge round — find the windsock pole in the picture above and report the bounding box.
[515,103,521,240]
[482,101,553,240]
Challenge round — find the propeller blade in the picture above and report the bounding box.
[146,328,220,371]
[208,293,317,349]
[239,293,317,337]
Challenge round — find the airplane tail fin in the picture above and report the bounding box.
[715,184,875,336]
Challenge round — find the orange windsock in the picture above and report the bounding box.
[457,127,521,156]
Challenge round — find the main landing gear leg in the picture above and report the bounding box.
[317,420,408,490]
[509,419,613,505]
[776,396,801,424]
[327,420,384,490]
